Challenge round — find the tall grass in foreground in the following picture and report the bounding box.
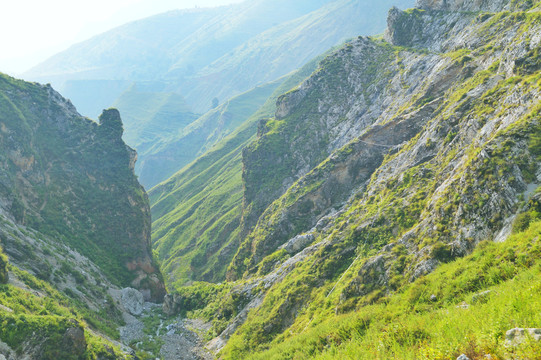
[244,220,541,360]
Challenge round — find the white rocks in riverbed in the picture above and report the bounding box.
[121,287,144,316]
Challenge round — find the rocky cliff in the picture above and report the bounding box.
[415,0,511,11]
[0,74,164,300]
[162,0,541,358]
[229,0,540,277]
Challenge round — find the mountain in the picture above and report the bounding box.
[23,0,335,115]
[24,0,415,188]
[175,0,414,112]
[136,79,281,188]
[0,74,163,296]
[24,0,414,113]
[149,54,326,287]
[0,73,168,357]
[157,0,541,358]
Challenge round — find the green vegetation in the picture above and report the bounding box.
[0,248,8,284]
[0,263,130,359]
[150,53,328,288]
[222,219,541,359]
[0,73,156,288]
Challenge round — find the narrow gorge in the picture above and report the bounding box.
[0,0,540,359]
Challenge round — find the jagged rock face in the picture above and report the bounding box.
[231,27,471,278]
[241,37,400,230]
[337,4,541,301]
[121,287,145,316]
[219,0,541,344]
[0,74,164,300]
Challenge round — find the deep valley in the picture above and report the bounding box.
[0,0,540,359]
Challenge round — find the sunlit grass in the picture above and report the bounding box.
[233,220,541,359]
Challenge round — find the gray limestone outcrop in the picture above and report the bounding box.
[506,328,541,345]
[121,287,145,316]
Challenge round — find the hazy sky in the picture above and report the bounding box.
[0,0,244,76]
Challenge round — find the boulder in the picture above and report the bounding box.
[505,328,541,346]
[457,355,470,360]
[279,233,315,254]
[162,293,179,316]
[121,287,144,316]
[61,324,87,357]
[471,290,492,304]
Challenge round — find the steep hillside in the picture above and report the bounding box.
[149,55,326,287]
[160,0,541,358]
[0,73,174,358]
[137,79,280,188]
[0,254,135,359]
[0,74,164,299]
[229,0,541,279]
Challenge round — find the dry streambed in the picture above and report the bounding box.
[114,287,213,360]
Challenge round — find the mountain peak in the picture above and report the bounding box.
[98,107,124,138]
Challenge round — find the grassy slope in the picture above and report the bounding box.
[219,6,541,358]
[159,3,541,358]
[150,54,327,288]
[236,214,541,360]
[136,80,280,188]
[221,89,541,360]
[0,257,130,359]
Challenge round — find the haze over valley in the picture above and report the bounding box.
[0,0,540,359]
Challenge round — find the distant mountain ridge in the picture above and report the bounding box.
[23,0,336,114]
[24,0,415,188]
